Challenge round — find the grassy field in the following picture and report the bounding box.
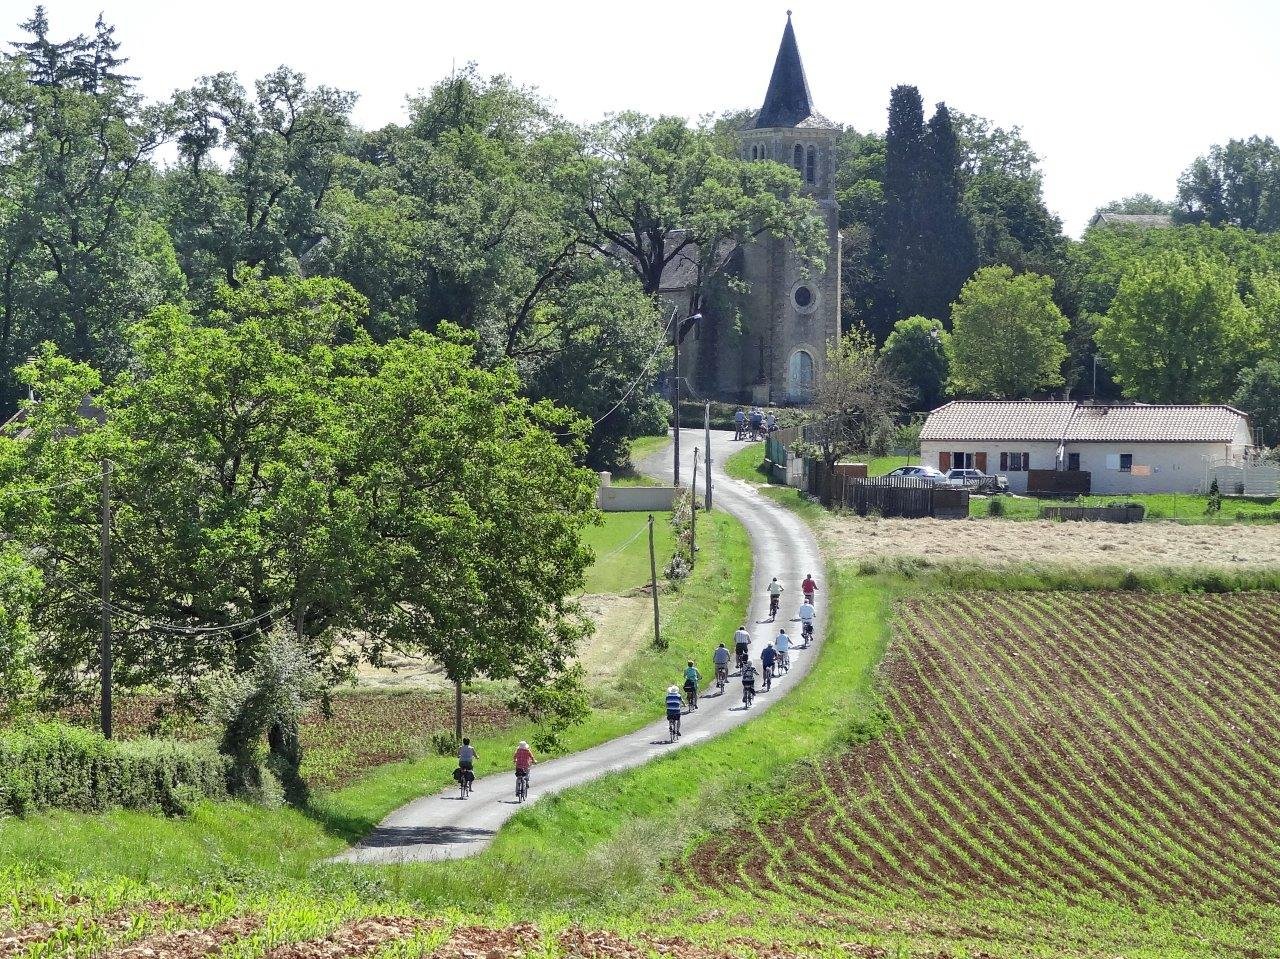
[972,490,1280,522]
[580,511,675,593]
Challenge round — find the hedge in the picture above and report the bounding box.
[0,720,229,816]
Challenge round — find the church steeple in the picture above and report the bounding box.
[750,12,831,130]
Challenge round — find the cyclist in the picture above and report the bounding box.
[802,573,818,605]
[514,740,535,794]
[712,642,731,691]
[683,660,701,710]
[456,737,477,791]
[767,577,785,619]
[797,599,816,644]
[665,685,684,739]
[775,627,793,672]
[760,642,777,691]
[741,660,757,708]
[733,624,752,670]
[749,408,764,440]
[734,408,746,441]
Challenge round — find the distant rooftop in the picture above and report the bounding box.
[921,400,1250,444]
[1087,211,1174,231]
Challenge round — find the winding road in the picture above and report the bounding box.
[331,428,824,864]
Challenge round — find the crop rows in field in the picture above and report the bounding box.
[685,591,1280,909]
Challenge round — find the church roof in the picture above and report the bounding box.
[1086,211,1174,231]
[746,13,836,131]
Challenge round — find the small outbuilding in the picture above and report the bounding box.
[919,401,1255,495]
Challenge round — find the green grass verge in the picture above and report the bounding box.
[722,443,828,527]
[970,491,1280,523]
[580,512,674,594]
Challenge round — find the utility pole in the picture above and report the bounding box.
[647,514,660,647]
[691,449,699,565]
[704,402,712,512]
[672,320,681,487]
[99,459,112,740]
[454,679,463,742]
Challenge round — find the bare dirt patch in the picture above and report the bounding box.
[264,918,436,959]
[818,513,1280,571]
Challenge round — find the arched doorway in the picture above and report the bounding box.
[788,349,815,402]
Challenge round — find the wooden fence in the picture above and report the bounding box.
[845,476,969,519]
[1027,469,1092,495]
[1041,504,1145,523]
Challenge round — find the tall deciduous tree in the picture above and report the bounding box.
[948,265,1068,398]
[0,274,598,755]
[881,316,950,411]
[793,329,909,506]
[1176,136,1280,232]
[1096,250,1252,402]
[1234,359,1280,449]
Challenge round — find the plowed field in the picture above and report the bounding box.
[686,591,1280,911]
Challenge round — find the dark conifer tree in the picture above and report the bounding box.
[876,85,928,334]
[11,6,88,87]
[78,13,133,92]
[919,102,977,322]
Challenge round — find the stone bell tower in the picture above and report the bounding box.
[735,12,841,405]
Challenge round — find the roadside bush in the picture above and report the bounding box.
[0,720,228,816]
[0,549,41,720]
[987,498,1005,517]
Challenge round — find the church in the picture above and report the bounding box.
[673,13,841,406]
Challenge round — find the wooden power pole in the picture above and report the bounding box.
[648,514,660,647]
[690,449,699,564]
[704,402,712,511]
[99,459,112,740]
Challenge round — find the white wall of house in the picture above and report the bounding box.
[920,441,1060,493]
[921,439,1247,494]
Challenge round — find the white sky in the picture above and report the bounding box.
[22,0,1280,236]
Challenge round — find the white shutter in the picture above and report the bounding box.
[1105,453,1121,470]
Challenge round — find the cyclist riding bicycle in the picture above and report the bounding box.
[774,627,793,672]
[797,599,816,644]
[734,408,746,441]
[665,685,684,738]
[802,573,818,605]
[733,625,752,669]
[760,643,777,691]
[683,661,701,709]
[712,643,731,690]
[514,740,535,793]
[767,577,785,619]
[741,661,757,708]
[454,737,477,790]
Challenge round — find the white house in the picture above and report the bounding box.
[919,401,1255,495]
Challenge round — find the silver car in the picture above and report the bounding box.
[942,468,1008,492]
[884,465,947,484]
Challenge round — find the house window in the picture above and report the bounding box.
[805,145,816,184]
[1067,452,1080,471]
[793,143,803,171]
[1000,452,1029,472]
[950,451,973,470]
[1119,453,1133,473]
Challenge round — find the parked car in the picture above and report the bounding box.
[884,465,947,484]
[942,468,1008,493]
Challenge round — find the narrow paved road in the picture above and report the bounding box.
[331,429,824,864]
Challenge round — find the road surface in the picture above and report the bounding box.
[331,428,823,864]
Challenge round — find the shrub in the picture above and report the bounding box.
[1206,478,1222,514]
[0,720,228,816]
[987,498,1005,517]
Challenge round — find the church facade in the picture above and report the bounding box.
[676,14,841,406]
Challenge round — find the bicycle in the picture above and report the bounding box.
[768,593,780,619]
[801,620,814,647]
[515,769,529,803]
[715,663,729,693]
[762,663,773,692]
[668,713,681,742]
[776,648,791,673]
[457,768,474,800]
[684,682,699,710]
[742,683,755,708]
[735,645,749,671]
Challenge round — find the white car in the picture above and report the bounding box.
[883,466,947,483]
[942,468,1008,492]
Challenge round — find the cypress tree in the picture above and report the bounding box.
[919,102,977,322]
[879,85,927,327]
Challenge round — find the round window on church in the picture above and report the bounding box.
[791,284,818,314]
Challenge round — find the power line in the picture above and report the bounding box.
[62,581,287,636]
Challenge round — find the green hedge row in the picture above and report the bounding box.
[0,720,229,816]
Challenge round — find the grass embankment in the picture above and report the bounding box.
[580,512,674,594]
[723,441,827,525]
[1,508,750,892]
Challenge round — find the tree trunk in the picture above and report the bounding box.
[454,678,463,742]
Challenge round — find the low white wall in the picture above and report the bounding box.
[597,472,679,512]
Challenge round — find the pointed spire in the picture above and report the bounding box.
[751,13,830,129]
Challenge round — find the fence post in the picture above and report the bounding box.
[690,449,698,565]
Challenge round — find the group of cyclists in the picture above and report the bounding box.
[733,407,777,442]
[666,573,818,740]
[455,573,820,795]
